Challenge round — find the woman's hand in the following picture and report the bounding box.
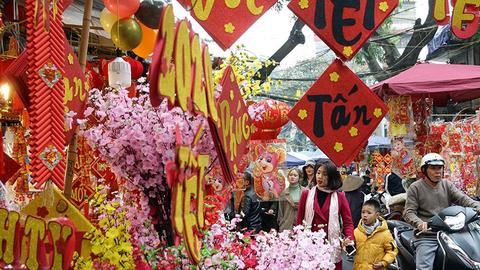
[341,238,354,249]
[372,262,384,269]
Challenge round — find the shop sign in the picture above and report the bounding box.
[288,0,398,60]
[177,0,278,50]
[288,59,388,166]
[434,0,479,39]
[0,208,77,270]
[208,66,252,184]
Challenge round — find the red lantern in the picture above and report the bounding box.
[248,99,290,140]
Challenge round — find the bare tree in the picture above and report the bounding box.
[255,0,439,83]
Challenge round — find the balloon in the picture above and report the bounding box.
[104,0,140,18]
[99,8,119,33]
[111,18,142,51]
[134,0,163,29]
[132,22,158,58]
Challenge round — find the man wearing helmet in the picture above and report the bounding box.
[404,153,480,270]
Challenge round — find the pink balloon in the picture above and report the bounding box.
[104,0,140,18]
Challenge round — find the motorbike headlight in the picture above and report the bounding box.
[444,212,466,231]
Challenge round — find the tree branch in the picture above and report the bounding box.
[363,0,438,81]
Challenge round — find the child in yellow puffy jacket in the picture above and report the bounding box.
[353,200,398,270]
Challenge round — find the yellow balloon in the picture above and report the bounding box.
[111,18,142,51]
[100,8,119,33]
[133,21,158,58]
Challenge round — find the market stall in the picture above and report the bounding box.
[372,63,480,196]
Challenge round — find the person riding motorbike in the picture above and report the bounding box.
[404,153,480,270]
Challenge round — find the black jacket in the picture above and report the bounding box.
[345,189,364,227]
[240,187,262,232]
[260,201,278,232]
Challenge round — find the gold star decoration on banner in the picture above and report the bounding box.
[67,53,74,65]
[251,124,257,133]
[349,127,359,137]
[334,142,344,152]
[298,109,308,120]
[299,0,309,9]
[379,2,389,12]
[230,90,235,100]
[295,89,302,98]
[343,46,353,57]
[373,108,383,118]
[329,72,340,82]
[224,23,235,33]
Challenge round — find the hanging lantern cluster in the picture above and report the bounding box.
[248,99,291,140]
[99,0,163,58]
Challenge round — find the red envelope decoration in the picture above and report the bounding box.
[0,154,21,184]
[288,59,388,166]
[288,0,398,60]
[177,0,278,50]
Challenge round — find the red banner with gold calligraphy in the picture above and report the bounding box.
[208,66,252,184]
[64,44,90,143]
[288,0,398,60]
[177,0,278,50]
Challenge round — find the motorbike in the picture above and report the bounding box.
[387,206,480,270]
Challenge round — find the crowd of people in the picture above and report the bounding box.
[232,153,480,270]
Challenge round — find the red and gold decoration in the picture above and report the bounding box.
[177,0,278,50]
[165,131,209,264]
[209,66,252,184]
[288,0,398,60]
[26,0,66,189]
[21,186,94,259]
[64,44,90,143]
[434,0,479,39]
[149,5,238,265]
[369,150,392,191]
[250,139,286,201]
[249,99,290,140]
[0,207,78,270]
[289,59,388,166]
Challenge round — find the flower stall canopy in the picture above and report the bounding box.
[372,63,480,106]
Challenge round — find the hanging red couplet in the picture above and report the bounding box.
[288,59,388,166]
[288,0,398,60]
[208,66,252,184]
[176,0,278,50]
[64,44,90,143]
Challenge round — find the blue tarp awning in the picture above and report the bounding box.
[286,135,391,167]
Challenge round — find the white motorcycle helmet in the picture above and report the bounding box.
[420,153,445,171]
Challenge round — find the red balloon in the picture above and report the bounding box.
[104,0,140,18]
